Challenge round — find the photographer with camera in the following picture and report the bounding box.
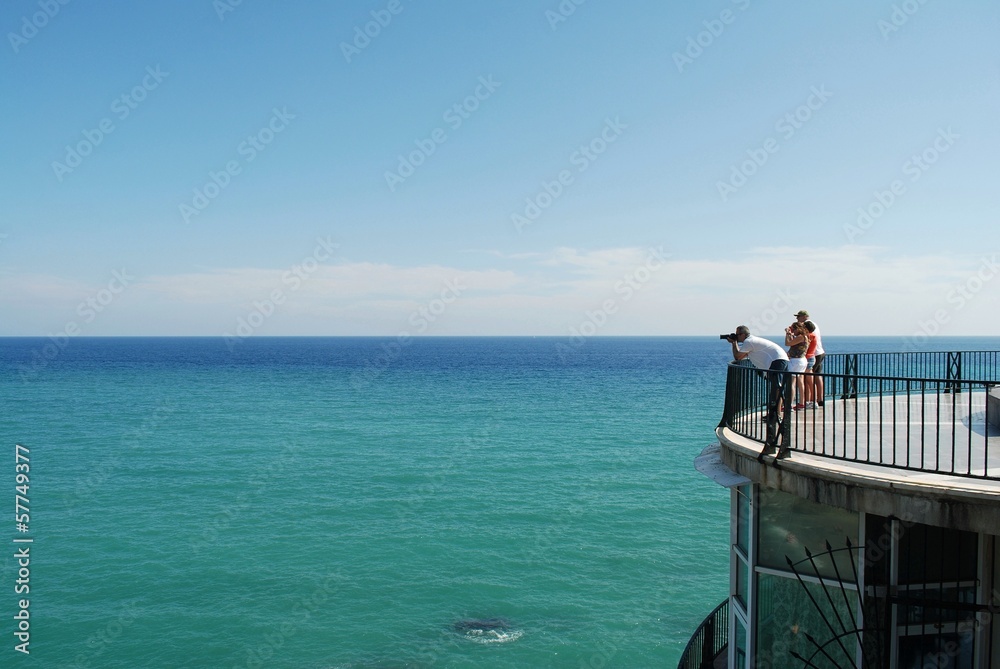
[723,326,790,455]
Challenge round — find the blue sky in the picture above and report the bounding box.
[2,0,998,337]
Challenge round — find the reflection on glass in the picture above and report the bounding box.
[736,484,750,554]
[756,573,858,669]
[758,488,859,580]
[735,558,748,608]
[864,513,891,586]
[735,616,747,669]
[897,584,977,626]
[898,524,977,585]
[898,631,973,669]
[896,522,979,664]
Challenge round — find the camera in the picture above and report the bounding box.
[720,333,737,340]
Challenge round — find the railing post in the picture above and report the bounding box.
[765,379,779,449]
[719,364,737,429]
[720,363,752,431]
[780,379,792,452]
[840,353,858,400]
[946,351,962,394]
[699,616,715,669]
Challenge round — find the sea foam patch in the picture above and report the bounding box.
[452,617,523,644]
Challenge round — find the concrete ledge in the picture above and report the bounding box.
[717,426,1000,535]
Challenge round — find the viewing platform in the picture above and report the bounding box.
[716,351,1000,533]
[682,350,1000,669]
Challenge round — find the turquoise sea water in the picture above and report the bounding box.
[2,336,996,668]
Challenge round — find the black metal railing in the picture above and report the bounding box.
[719,351,1000,480]
[677,598,729,669]
[824,350,1000,396]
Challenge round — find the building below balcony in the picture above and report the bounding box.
[681,351,1000,669]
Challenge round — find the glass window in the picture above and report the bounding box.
[736,484,750,555]
[994,542,1000,668]
[864,513,892,587]
[735,616,747,669]
[983,548,1000,667]
[895,522,978,668]
[756,573,859,669]
[736,557,749,608]
[758,488,859,581]
[897,524,976,585]
[897,631,973,669]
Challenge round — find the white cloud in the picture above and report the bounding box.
[1,246,997,336]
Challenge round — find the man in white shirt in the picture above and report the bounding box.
[727,325,790,454]
[729,325,788,370]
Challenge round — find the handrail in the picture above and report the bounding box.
[677,598,729,669]
[719,351,1000,480]
[823,350,1000,387]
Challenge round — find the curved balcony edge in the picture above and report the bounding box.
[716,424,1000,535]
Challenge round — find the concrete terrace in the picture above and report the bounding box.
[717,389,1000,535]
[785,390,1000,478]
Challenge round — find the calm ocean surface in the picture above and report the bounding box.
[2,336,997,668]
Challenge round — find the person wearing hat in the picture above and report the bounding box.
[796,310,825,407]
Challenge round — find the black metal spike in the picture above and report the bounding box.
[790,650,825,669]
[826,539,869,668]
[803,630,851,669]
[803,545,855,662]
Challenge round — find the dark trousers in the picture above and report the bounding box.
[766,359,789,420]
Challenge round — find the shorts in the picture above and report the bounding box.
[788,357,807,373]
[806,356,815,370]
[812,353,826,374]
